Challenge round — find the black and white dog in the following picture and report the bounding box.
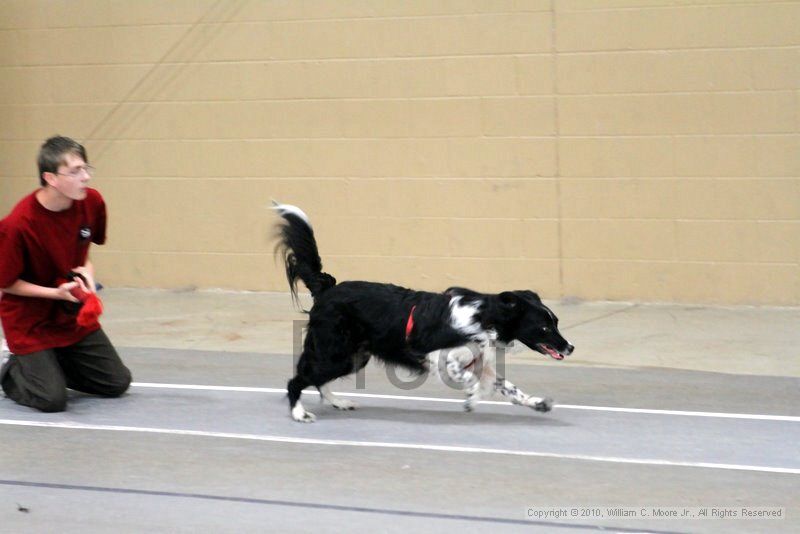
[274,203,574,422]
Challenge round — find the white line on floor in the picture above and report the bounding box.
[130,382,800,422]
[1,418,797,475]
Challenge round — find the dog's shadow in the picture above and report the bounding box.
[315,403,571,427]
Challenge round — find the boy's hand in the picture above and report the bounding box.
[56,281,81,303]
[71,266,96,293]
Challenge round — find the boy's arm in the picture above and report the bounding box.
[2,279,81,303]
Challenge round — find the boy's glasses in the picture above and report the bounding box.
[56,165,95,178]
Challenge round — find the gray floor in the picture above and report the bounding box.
[1,289,799,533]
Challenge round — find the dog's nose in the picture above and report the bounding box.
[565,344,574,355]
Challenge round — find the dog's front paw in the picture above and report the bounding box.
[463,397,477,412]
[291,403,317,423]
[463,384,482,412]
[531,397,554,413]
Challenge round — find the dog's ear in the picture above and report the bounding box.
[500,290,542,306]
[522,290,542,304]
[499,291,542,315]
[499,291,522,313]
[499,291,517,305]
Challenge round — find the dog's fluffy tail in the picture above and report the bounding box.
[272,202,337,305]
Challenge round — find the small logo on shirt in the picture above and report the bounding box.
[79,226,92,241]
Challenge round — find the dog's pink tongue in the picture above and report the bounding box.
[545,346,564,360]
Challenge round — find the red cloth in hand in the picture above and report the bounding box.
[76,292,103,327]
[65,281,104,327]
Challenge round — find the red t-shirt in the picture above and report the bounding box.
[0,188,107,355]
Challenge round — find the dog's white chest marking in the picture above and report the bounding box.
[449,297,483,339]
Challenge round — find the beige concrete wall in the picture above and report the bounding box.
[1,0,798,305]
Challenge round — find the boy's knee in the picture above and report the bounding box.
[37,389,67,413]
[104,368,132,397]
[2,366,67,412]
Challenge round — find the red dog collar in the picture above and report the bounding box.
[405,305,417,341]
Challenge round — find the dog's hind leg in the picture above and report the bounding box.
[288,374,315,423]
[316,350,371,410]
[288,333,318,422]
[290,332,365,422]
[494,377,553,413]
[318,384,358,410]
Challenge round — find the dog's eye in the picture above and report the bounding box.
[542,326,551,333]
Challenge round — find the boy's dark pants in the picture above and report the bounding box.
[1,329,131,412]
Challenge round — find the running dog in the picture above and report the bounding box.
[273,203,574,422]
